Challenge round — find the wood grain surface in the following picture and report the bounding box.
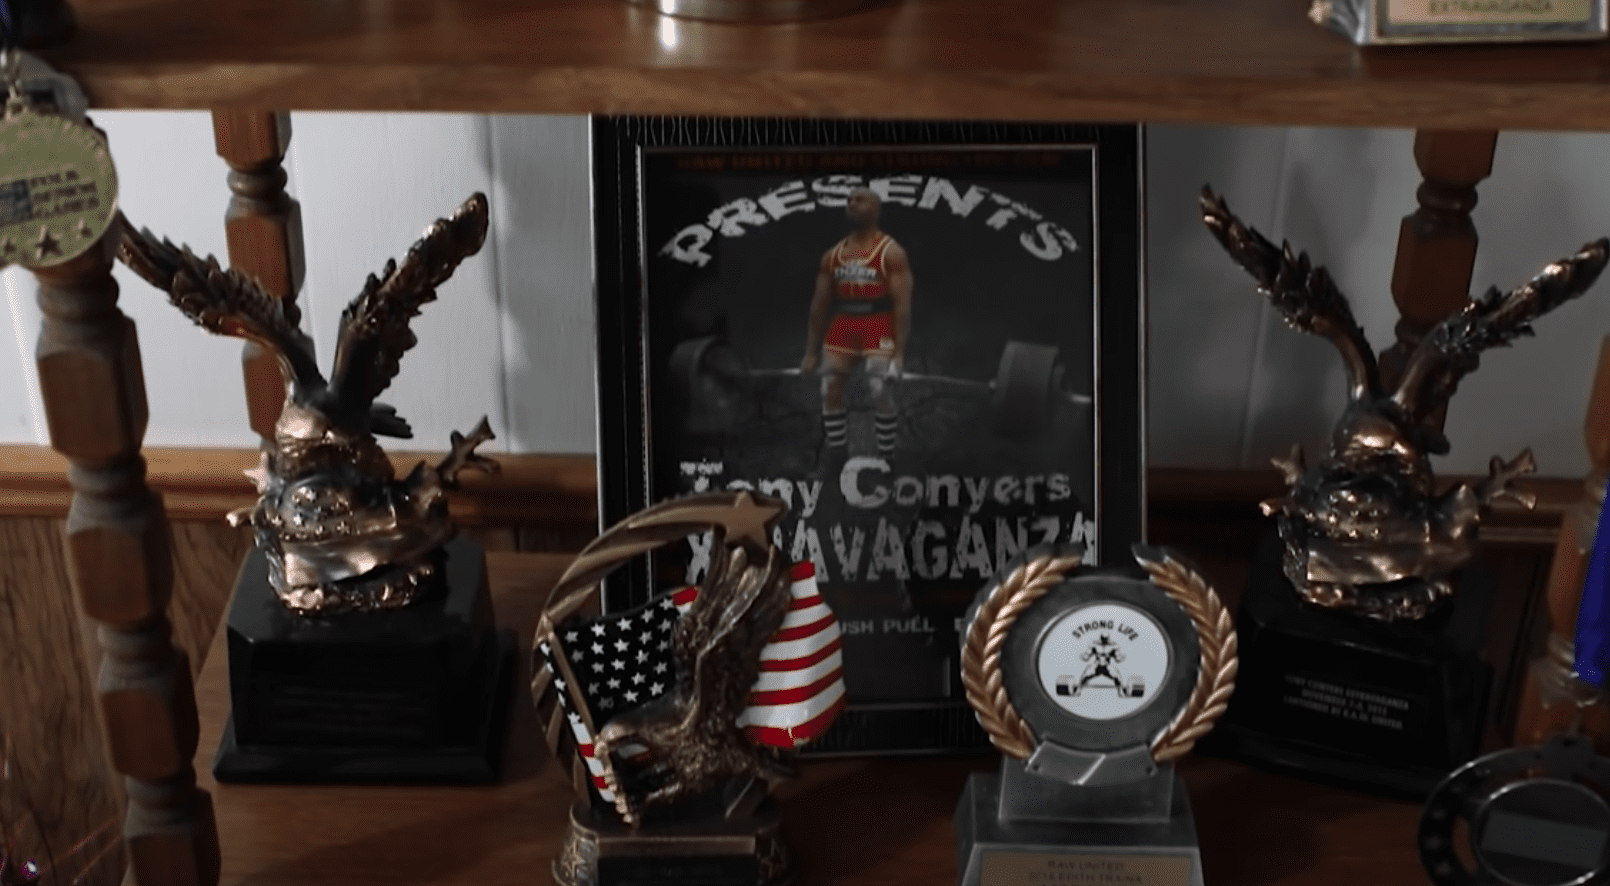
[31,0,1610,129]
[0,517,125,886]
[185,551,1441,886]
[0,445,598,532]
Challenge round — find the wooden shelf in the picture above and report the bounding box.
[38,0,1610,129]
[195,551,1428,886]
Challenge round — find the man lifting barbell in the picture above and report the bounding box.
[800,187,913,465]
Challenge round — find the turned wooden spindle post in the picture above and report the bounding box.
[32,237,220,885]
[1513,335,1610,749]
[1380,129,1499,430]
[210,110,304,437]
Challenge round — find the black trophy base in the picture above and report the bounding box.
[1203,533,1495,800]
[213,536,516,785]
[554,799,794,886]
[955,765,1203,886]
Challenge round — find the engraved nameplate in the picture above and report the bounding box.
[1387,0,1593,24]
[1311,0,1607,43]
[596,854,758,886]
[260,683,437,744]
[1278,673,1418,735]
[981,851,1192,886]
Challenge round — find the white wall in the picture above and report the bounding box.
[2,115,1605,478]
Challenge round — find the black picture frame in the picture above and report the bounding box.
[592,117,1146,754]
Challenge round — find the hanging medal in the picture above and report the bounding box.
[0,47,114,268]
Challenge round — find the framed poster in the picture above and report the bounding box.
[593,118,1145,754]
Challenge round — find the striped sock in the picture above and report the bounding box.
[823,410,848,450]
[875,413,898,455]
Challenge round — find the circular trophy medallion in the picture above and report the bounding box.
[1422,732,1610,886]
[0,106,118,268]
[960,543,1237,786]
[1037,601,1172,722]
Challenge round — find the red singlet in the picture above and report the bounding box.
[824,234,896,357]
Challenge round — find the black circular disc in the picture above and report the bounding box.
[1472,778,1610,886]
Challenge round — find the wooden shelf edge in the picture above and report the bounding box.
[33,0,1610,128]
[0,443,597,526]
[49,64,1610,132]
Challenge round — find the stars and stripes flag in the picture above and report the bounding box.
[535,562,844,805]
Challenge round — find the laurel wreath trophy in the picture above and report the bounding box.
[532,490,847,886]
[954,543,1237,886]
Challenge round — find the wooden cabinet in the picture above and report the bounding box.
[23,1,1600,883]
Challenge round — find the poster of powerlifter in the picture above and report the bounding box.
[592,118,1145,754]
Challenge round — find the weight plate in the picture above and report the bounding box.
[667,336,719,409]
[991,341,1059,437]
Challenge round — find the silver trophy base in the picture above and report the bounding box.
[955,761,1204,886]
[554,798,794,886]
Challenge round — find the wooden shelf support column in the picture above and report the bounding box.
[1514,334,1610,749]
[1380,129,1499,430]
[210,110,304,437]
[31,235,220,885]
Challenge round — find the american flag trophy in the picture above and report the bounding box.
[532,490,846,886]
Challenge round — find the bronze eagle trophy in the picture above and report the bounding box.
[1202,186,1609,620]
[116,193,499,615]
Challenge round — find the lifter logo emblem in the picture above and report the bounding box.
[1038,603,1168,721]
[1056,632,1146,699]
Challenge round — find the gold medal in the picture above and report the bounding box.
[0,104,117,268]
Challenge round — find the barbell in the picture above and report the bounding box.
[667,335,1091,437]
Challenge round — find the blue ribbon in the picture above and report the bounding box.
[1573,488,1610,686]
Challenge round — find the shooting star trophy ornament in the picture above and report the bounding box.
[954,544,1236,886]
[532,490,846,886]
[117,193,516,784]
[1201,185,1610,795]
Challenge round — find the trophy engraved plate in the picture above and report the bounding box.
[954,543,1236,886]
[1421,732,1610,886]
[1201,186,1608,795]
[533,490,845,886]
[1311,0,1607,43]
[982,852,1192,886]
[1387,0,1595,24]
[596,854,759,886]
[117,194,516,784]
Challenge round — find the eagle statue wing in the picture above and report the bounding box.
[326,193,489,438]
[115,213,325,397]
[1391,238,1610,426]
[1201,186,1381,404]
